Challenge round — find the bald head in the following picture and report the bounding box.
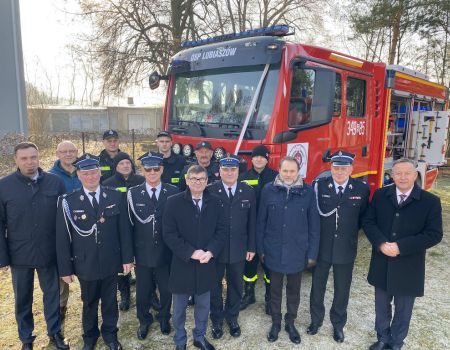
[56,141,78,169]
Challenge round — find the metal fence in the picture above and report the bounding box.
[0,129,160,177]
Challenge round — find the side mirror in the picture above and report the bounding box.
[149,71,161,90]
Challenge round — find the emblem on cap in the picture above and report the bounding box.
[339,151,342,156]
[109,130,113,135]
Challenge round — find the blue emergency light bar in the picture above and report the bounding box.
[181,24,291,48]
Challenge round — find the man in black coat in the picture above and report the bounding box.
[238,144,278,314]
[308,150,370,343]
[56,154,134,350]
[0,142,69,350]
[209,155,256,340]
[178,141,220,191]
[163,165,227,350]
[104,151,144,311]
[127,152,178,340]
[98,130,120,183]
[363,158,443,350]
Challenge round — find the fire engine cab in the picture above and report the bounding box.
[149,25,449,194]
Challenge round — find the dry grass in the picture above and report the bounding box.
[0,164,449,349]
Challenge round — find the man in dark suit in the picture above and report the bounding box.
[163,165,227,350]
[127,152,178,340]
[56,154,134,350]
[209,155,256,339]
[0,142,69,350]
[308,150,370,343]
[363,158,443,350]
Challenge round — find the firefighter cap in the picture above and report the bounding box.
[102,129,119,139]
[195,140,213,151]
[157,130,172,139]
[140,152,164,169]
[219,155,240,168]
[330,150,355,166]
[74,154,100,171]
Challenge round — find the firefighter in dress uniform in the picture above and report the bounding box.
[238,145,278,315]
[127,153,179,340]
[209,155,256,340]
[56,154,133,350]
[307,150,370,343]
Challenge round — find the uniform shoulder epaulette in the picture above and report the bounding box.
[62,189,78,198]
[103,185,120,192]
[128,183,142,191]
[163,183,179,191]
[240,181,253,190]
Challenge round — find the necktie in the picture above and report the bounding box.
[399,194,407,205]
[228,187,234,202]
[337,186,344,199]
[151,188,158,206]
[193,198,201,213]
[89,192,99,213]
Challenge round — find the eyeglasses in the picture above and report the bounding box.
[144,167,161,173]
[188,177,207,183]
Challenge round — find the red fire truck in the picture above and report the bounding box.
[149,25,449,194]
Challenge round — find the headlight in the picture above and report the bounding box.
[172,143,182,155]
[182,144,193,158]
[214,147,226,160]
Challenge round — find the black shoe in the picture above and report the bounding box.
[306,323,320,335]
[239,282,256,310]
[193,337,215,350]
[137,323,150,340]
[368,341,390,350]
[285,323,301,344]
[390,345,402,350]
[151,291,161,311]
[160,319,171,335]
[228,321,241,337]
[21,344,33,350]
[188,295,195,306]
[211,323,223,339]
[175,345,186,350]
[333,328,344,343]
[49,332,70,349]
[105,341,122,350]
[267,323,281,342]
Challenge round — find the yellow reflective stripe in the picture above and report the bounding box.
[263,274,270,284]
[116,187,127,192]
[171,177,180,183]
[241,179,259,186]
[100,166,111,171]
[243,275,258,282]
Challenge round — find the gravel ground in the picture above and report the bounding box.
[0,175,449,350]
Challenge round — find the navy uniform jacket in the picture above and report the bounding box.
[0,169,65,268]
[163,188,227,295]
[362,184,442,297]
[209,181,256,264]
[128,182,178,267]
[315,176,370,264]
[238,166,278,208]
[162,152,187,186]
[178,161,221,191]
[98,149,118,183]
[56,186,133,281]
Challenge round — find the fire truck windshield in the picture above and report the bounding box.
[168,64,279,140]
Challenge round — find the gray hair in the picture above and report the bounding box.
[392,158,416,169]
[279,156,300,170]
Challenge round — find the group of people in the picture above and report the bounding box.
[0,129,443,350]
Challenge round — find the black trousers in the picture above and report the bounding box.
[135,264,171,326]
[117,273,130,297]
[243,254,270,283]
[375,287,415,348]
[210,260,245,325]
[78,274,118,345]
[270,270,302,325]
[309,260,354,330]
[11,265,61,344]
